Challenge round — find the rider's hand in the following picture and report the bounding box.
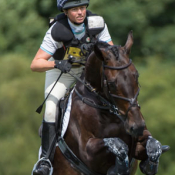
[146,136,162,162]
[54,60,72,73]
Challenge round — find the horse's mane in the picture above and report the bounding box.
[96,41,119,59]
[96,41,110,48]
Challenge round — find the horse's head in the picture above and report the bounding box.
[87,31,145,137]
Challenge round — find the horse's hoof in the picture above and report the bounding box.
[162,145,170,153]
[107,166,117,175]
[107,165,129,175]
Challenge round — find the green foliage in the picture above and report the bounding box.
[0,0,174,174]
[0,0,57,56]
[0,54,44,174]
[89,0,175,61]
[135,57,175,175]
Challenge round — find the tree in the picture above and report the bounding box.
[89,0,175,61]
[0,0,56,56]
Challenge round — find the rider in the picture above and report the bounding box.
[31,0,113,174]
[31,1,168,175]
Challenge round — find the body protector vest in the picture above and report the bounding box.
[50,10,105,66]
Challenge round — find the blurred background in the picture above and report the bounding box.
[0,0,174,174]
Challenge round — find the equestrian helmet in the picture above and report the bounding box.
[57,0,89,11]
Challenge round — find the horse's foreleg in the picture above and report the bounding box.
[85,137,130,175]
[139,136,163,175]
[103,138,130,175]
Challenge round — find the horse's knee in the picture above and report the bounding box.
[86,138,105,159]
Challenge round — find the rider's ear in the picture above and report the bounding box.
[124,31,134,55]
[94,44,104,61]
[63,10,68,15]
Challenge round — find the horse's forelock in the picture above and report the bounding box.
[96,41,119,60]
[110,46,119,60]
[95,41,119,60]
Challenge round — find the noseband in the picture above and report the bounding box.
[102,59,140,122]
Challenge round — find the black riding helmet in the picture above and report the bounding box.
[57,0,89,11]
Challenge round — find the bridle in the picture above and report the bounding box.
[67,47,140,123]
[101,58,140,122]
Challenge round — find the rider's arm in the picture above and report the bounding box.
[108,40,114,45]
[30,24,63,72]
[97,23,114,45]
[30,49,55,72]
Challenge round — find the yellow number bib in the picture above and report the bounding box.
[63,47,86,66]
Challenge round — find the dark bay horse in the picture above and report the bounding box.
[53,32,153,175]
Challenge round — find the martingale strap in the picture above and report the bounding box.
[67,70,126,122]
[74,88,110,110]
[74,88,126,122]
[57,137,103,175]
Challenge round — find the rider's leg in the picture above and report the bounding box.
[33,73,65,175]
[33,120,56,175]
[32,67,82,175]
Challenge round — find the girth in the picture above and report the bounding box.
[57,137,103,175]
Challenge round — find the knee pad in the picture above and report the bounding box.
[44,101,58,123]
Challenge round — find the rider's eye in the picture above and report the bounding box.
[80,6,86,11]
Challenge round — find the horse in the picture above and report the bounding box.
[52,31,154,175]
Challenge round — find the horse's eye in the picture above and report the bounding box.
[133,71,139,84]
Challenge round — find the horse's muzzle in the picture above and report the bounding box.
[124,118,145,137]
[129,122,145,136]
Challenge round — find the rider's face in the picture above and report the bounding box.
[64,6,87,24]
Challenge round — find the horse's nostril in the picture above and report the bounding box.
[130,125,135,132]
[137,126,144,136]
[130,124,144,136]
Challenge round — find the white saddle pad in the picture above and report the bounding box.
[61,89,74,137]
[38,89,74,159]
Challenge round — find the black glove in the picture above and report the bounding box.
[54,60,72,73]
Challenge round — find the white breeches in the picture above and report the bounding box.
[44,67,83,122]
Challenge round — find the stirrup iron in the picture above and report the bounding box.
[31,157,53,175]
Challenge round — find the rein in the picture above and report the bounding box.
[68,58,139,123]
[67,70,126,122]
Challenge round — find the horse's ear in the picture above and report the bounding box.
[94,43,104,61]
[124,31,134,55]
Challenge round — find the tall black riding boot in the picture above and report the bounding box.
[33,120,56,175]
